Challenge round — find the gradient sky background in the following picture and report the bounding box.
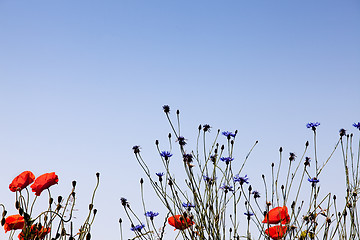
[0,0,359,239]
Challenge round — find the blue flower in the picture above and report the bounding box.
[182,202,196,208]
[120,197,128,206]
[132,145,140,154]
[145,211,159,220]
[160,151,173,160]
[220,184,233,193]
[203,124,211,132]
[289,152,296,161]
[203,175,216,185]
[339,128,346,137]
[222,131,236,138]
[244,211,254,217]
[308,177,319,183]
[234,174,249,185]
[183,154,193,163]
[306,122,320,130]
[252,190,260,199]
[156,172,164,177]
[220,157,234,165]
[353,122,360,130]
[131,223,145,232]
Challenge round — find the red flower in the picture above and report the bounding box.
[30,172,59,196]
[262,206,290,224]
[4,215,25,233]
[9,171,35,192]
[18,225,51,240]
[265,225,287,240]
[168,215,194,230]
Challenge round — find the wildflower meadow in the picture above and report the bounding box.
[1,106,359,240]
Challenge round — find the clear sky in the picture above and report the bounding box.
[0,0,359,239]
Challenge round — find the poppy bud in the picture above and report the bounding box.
[119,218,122,223]
[176,109,179,115]
[49,198,54,205]
[248,185,252,192]
[1,218,5,226]
[93,209,97,215]
[306,141,309,147]
[155,140,159,145]
[229,227,232,233]
[231,140,234,145]
[89,204,93,211]
[72,181,77,188]
[333,195,336,200]
[281,185,284,190]
[19,208,23,216]
[279,147,283,152]
[24,213,30,222]
[221,145,224,150]
[96,172,100,179]
[271,163,274,167]
[140,178,143,184]
[168,133,171,138]
[86,233,91,240]
[2,210,7,218]
[58,196,63,203]
[198,125,202,130]
[15,201,20,210]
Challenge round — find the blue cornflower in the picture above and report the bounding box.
[160,151,173,160]
[183,154,193,163]
[203,175,216,185]
[353,122,360,130]
[222,131,236,138]
[289,152,296,161]
[306,122,320,130]
[131,223,145,232]
[182,202,196,208]
[220,184,234,193]
[220,157,234,165]
[156,172,164,177]
[308,177,319,184]
[145,211,159,220]
[234,174,249,185]
[252,190,261,199]
[244,211,254,217]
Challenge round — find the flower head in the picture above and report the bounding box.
[182,202,195,209]
[177,136,187,146]
[120,197,128,207]
[262,206,290,224]
[131,223,145,232]
[145,211,159,220]
[222,131,236,138]
[339,128,346,137]
[203,175,216,185]
[9,171,35,192]
[308,177,319,185]
[132,145,140,154]
[265,226,287,240]
[289,152,296,161]
[168,215,194,230]
[220,184,233,193]
[353,122,360,130]
[252,190,261,199]
[160,151,173,160]
[306,122,320,131]
[244,211,254,220]
[220,157,234,165]
[183,154,193,163]
[304,157,311,167]
[162,105,170,113]
[203,124,211,132]
[30,172,58,196]
[234,174,249,185]
[4,215,24,233]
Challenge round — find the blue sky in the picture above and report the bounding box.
[0,0,359,239]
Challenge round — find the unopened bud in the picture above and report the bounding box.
[72,181,77,188]
[89,204,93,211]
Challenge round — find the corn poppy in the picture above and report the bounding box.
[265,225,287,240]
[168,215,194,230]
[19,224,51,240]
[262,206,290,224]
[3,214,25,233]
[9,171,35,192]
[31,172,59,196]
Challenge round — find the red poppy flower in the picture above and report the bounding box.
[9,171,35,192]
[30,172,59,196]
[3,215,25,233]
[168,215,194,230]
[18,225,51,240]
[262,206,290,224]
[265,225,287,240]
